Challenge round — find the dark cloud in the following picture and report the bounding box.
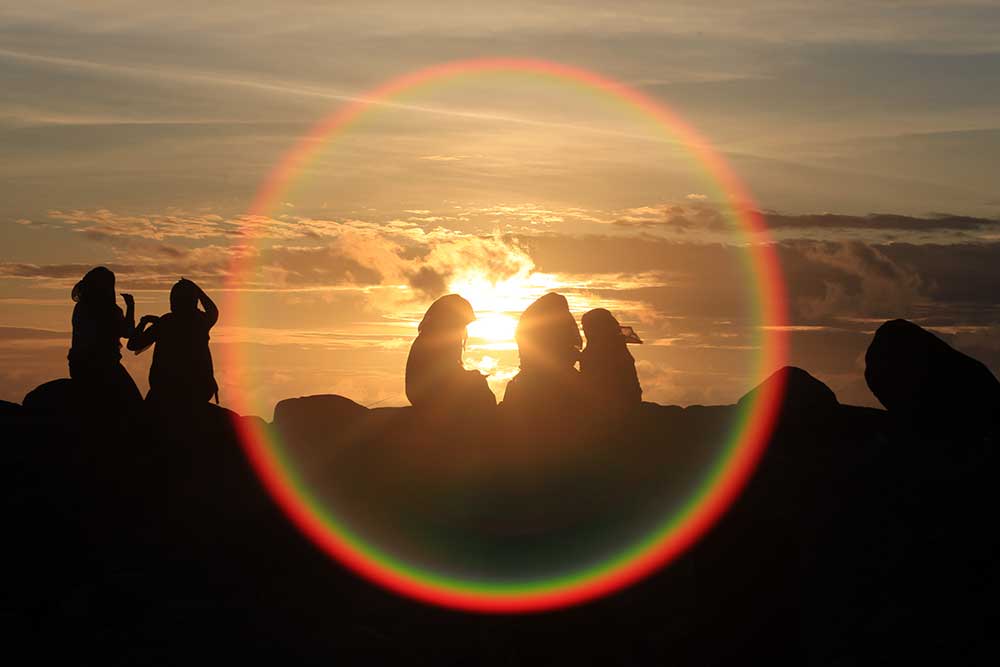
[407,266,449,299]
[0,262,139,279]
[762,212,999,232]
[612,203,728,231]
[264,245,385,286]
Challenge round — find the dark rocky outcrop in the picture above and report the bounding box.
[2,321,997,665]
[21,377,77,416]
[866,318,1000,434]
[738,365,840,423]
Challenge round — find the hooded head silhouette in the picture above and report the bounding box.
[515,292,581,372]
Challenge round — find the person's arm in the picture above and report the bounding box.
[127,315,159,353]
[121,293,136,337]
[195,283,219,328]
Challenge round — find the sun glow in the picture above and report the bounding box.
[448,268,567,348]
[232,57,788,613]
[467,313,518,345]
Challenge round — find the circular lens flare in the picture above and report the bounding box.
[227,58,788,613]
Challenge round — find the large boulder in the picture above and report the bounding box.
[738,366,839,425]
[865,319,1000,434]
[21,378,78,417]
[272,394,369,446]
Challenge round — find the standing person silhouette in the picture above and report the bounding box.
[128,278,219,407]
[68,266,142,407]
[501,292,583,412]
[580,308,643,411]
[405,294,495,414]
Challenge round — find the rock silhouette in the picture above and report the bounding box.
[2,319,997,664]
[865,318,1000,434]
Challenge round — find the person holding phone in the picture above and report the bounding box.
[68,266,142,407]
[128,278,220,407]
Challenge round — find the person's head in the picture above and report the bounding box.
[515,292,581,371]
[582,308,624,347]
[418,294,476,345]
[169,279,199,314]
[71,266,116,305]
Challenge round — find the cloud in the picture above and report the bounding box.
[613,203,727,231]
[778,240,922,321]
[7,204,1000,410]
[762,212,999,232]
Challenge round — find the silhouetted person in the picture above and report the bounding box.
[580,308,642,410]
[68,266,142,407]
[128,278,219,406]
[502,292,582,411]
[405,294,495,413]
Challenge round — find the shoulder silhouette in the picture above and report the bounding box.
[502,292,583,412]
[580,308,642,411]
[404,293,495,415]
[67,266,142,409]
[129,278,219,407]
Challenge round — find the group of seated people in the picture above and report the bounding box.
[405,292,643,417]
[67,266,219,410]
[67,266,642,417]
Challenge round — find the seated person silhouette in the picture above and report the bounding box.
[128,278,219,407]
[580,308,643,411]
[405,294,495,414]
[68,266,142,407]
[501,292,583,413]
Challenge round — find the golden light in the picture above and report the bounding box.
[447,268,563,347]
[467,313,518,345]
[444,264,603,400]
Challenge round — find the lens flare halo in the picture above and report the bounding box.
[229,57,788,613]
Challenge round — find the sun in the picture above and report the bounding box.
[447,269,561,346]
[467,312,518,344]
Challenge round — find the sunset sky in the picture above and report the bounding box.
[2,1,999,417]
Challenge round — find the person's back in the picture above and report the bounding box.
[130,278,219,406]
[148,310,217,403]
[502,292,583,414]
[67,266,142,408]
[69,300,126,371]
[405,294,494,415]
[580,308,642,412]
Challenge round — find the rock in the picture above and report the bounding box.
[738,366,839,423]
[272,394,369,446]
[0,399,22,417]
[21,378,78,417]
[865,319,1000,433]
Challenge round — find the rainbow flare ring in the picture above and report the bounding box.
[225,58,789,613]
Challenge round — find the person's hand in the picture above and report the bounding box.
[121,293,135,307]
[177,277,203,295]
[139,314,159,326]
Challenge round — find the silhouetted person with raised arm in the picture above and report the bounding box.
[405,294,495,414]
[128,278,219,407]
[580,308,643,411]
[68,266,142,407]
[502,292,582,411]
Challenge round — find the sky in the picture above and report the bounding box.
[1,1,999,418]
